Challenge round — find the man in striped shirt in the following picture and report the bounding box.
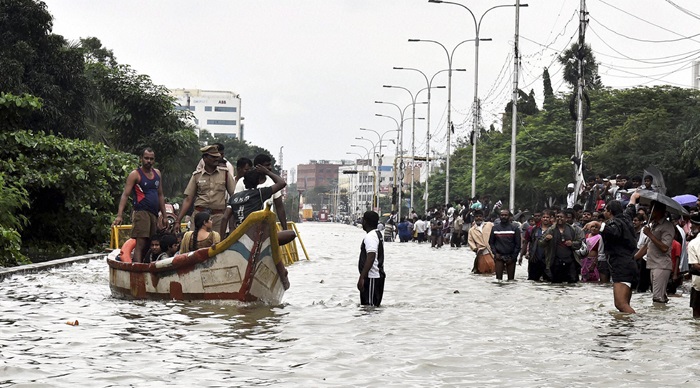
[489,209,521,281]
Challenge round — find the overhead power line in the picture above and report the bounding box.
[597,0,700,45]
[589,14,700,43]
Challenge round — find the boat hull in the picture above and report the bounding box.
[107,209,286,304]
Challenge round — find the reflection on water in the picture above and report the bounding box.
[2,223,700,387]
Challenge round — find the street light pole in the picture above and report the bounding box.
[383,85,439,212]
[347,151,373,216]
[428,0,528,201]
[354,137,380,211]
[394,66,462,212]
[358,129,398,214]
[375,101,405,219]
[350,144,376,209]
[408,39,486,204]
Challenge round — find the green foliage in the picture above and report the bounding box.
[0,130,137,254]
[212,134,277,171]
[77,38,201,198]
[543,67,554,109]
[0,173,30,266]
[0,6,281,262]
[0,0,89,138]
[0,92,42,130]
[558,43,603,91]
[452,85,700,211]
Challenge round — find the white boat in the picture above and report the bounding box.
[106,208,287,304]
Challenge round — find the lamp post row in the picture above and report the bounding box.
[350,1,527,220]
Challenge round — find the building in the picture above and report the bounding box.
[296,160,344,193]
[339,161,374,215]
[170,88,243,139]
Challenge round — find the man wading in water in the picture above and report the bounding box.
[489,209,521,281]
[358,211,386,307]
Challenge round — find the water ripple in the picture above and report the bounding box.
[1,223,700,386]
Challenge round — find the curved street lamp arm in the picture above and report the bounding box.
[383,85,416,104]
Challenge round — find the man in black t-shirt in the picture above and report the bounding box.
[222,164,285,230]
[220,164,296,247]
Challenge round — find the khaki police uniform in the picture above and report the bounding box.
[184,165,235,233]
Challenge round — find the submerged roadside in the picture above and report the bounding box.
[0,253,105,282]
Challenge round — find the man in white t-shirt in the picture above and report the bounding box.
[358,211,385,307]
[413,215,427,243]
[234,154,287,230]
[686,214,700,318]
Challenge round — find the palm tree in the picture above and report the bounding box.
[557,43,603,91]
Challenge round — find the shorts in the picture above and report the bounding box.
[360,273,386,307]
[609,256,638,285]
[131,210,158,238]
[691,288,700,309]
[496,254,517,263]
[597,260,611,277]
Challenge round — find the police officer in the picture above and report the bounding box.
[174,145,236,233]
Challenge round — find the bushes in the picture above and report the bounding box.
[0,130,137,262]
[0,173,30,266]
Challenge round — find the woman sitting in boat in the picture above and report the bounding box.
[179,212,221,254]
[220,164,296,246]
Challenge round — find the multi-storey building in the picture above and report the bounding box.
[170,88,243,139]
[296,160,344,193]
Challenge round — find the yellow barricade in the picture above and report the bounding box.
[277,221,310,266]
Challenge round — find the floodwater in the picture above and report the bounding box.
[2,222,700,387]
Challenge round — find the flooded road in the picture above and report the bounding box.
[2,222,700,387]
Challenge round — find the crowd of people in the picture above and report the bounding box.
[377,174,700,317]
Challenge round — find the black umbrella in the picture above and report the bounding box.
[513,210,531,222]
[636,189,689,216]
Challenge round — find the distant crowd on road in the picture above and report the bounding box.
[367,171,700,318]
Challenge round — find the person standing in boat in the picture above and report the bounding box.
[234,154,288,231]
[221,164,296,245]
[222,164,293,289]
[358,211,386,307]
[174,145,236,234]
[113,148,167,263]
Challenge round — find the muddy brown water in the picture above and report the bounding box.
[2,222,699,387]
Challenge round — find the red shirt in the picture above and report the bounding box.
[671,240,681,270]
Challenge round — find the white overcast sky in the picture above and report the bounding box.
[45,0,700,174]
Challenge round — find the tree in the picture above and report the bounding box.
[0,0,89,138]
[557,43,603,90]
[78,38,200,198]
[542,67,555,109]
[212,134,277,171]
[0,172,30,266]
[0,129,137,258]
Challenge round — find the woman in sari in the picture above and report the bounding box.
[581,224,602,282]
[179,212,221,254]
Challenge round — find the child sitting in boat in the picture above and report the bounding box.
[155,233,179,261]
[143,235,162,263]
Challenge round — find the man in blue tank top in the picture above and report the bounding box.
[113,148,167,263]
